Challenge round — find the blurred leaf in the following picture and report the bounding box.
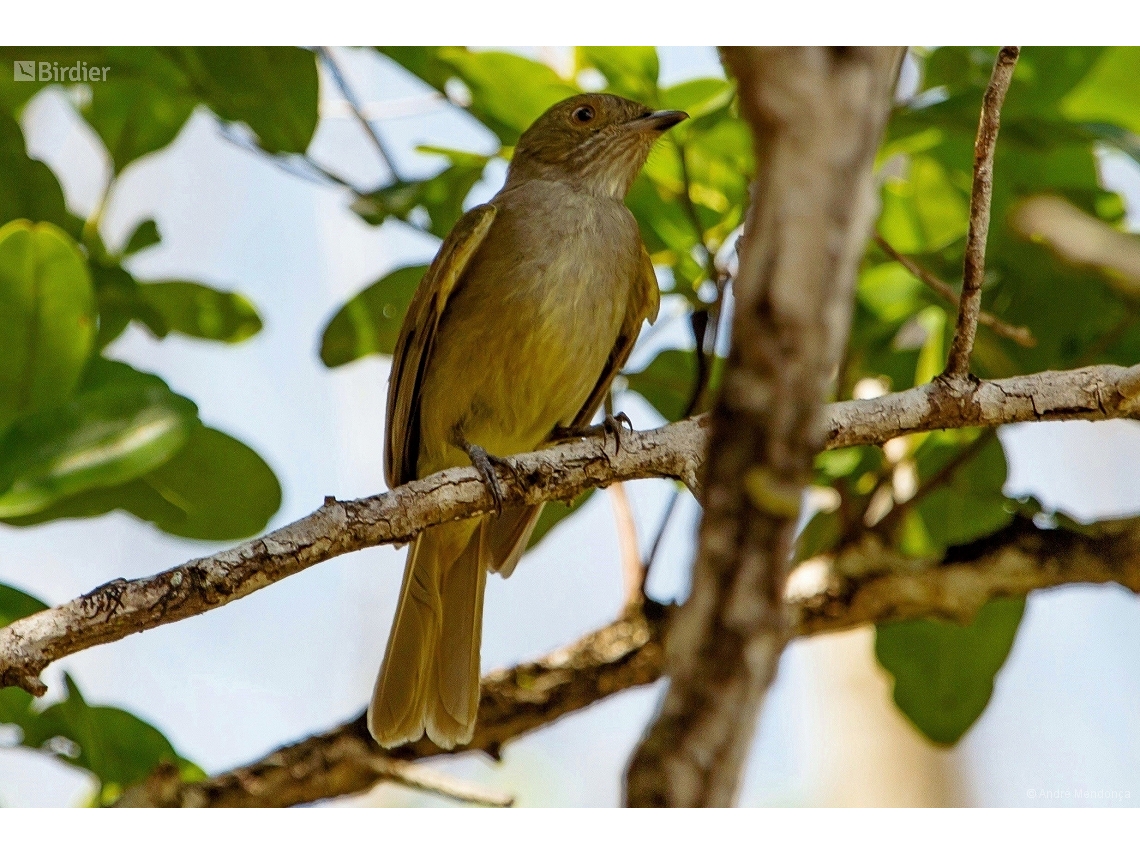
[122,218,161,256]
[0,582,48,628]
[19,673,200,804]
[876,596,1025,744]
[527,489,595,552]
[380,48,577,145]
[1061,47,1140,139]
[0,113,77,231]
[137,280,262,343]
[0,220,95,432]
[2,48,320,173]
[659,78,734,122]
[902,432,1010,559]
[794,509,840,563]
[126,424,281,539]
[91,262,168,348]
[321,265,426,367]
[5,424,281,541]
[0,359,198,518]
[352,149,489,237]
[625,349,715,423]
[577,47,659,103]
[171,47,319,154]
[84,56,197,173]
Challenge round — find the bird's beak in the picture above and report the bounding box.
[627,109,689,134]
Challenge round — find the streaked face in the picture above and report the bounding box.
[509,94,687,198]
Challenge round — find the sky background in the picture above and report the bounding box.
[2,46,1140,807]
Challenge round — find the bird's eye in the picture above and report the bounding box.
[571,105,595,124]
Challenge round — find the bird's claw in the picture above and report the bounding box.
[550,412,634,455]
[463,443,519,515]
[599,412,633,455]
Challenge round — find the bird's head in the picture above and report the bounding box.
[507,93,687,199]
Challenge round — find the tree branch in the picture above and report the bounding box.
[117,513,1140,807]
[4,362,1140,696]
[944,46,1020,378]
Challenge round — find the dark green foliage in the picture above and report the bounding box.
[876,597,1026,745]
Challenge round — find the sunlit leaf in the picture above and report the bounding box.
[0,359,198,518]
[577,47,659,103]
[0,220,95,432]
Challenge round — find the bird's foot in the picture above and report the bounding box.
[461,442,520,515]
[551,412,633,455]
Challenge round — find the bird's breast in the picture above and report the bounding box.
[417,188,643,472]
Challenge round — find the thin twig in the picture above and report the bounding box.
[361,754,514,807]
[642,490,680,586]
[317,46,403,183]
[944,46,1020,378]
[608,482,645,605]
[872,429,996,535]
[875,233,1035,348]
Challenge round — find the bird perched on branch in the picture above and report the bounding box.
[369,93,687,749]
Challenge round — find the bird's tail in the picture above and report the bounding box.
[367,504,544,749]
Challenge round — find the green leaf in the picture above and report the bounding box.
[352,149,490,237]
[136,280,262,343]
[898,432,1011,559]
[171,47,319,154]
[625,349,723,423]
[875,597,1025,745]
[320,265,426,367]
[0,113,76,231]
[0,220,95,432]
[5,424,281,541]
[0,359,199,518]
[659,78,734,121]
[381,48,577,145]
[122,218,161,256]
[576,47,659,102]
[20,673,199,804]
[527,489,595,552]
[90,262,168,348]
[125,424,281,539]
[0,582,48,628]
[84,52,197,173]
[1061,47,1140,138]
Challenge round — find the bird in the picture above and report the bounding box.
[368,92,687,749]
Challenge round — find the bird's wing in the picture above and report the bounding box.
[569,242,660,429]
[385,204,497,487]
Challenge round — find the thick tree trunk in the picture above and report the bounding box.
[625,46,906,807]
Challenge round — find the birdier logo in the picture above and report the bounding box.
[12,60,110,82]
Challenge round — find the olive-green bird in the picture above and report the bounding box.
[368,93,687,749]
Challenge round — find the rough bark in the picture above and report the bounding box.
[624,46,906,808]
[116,513,1140,807]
